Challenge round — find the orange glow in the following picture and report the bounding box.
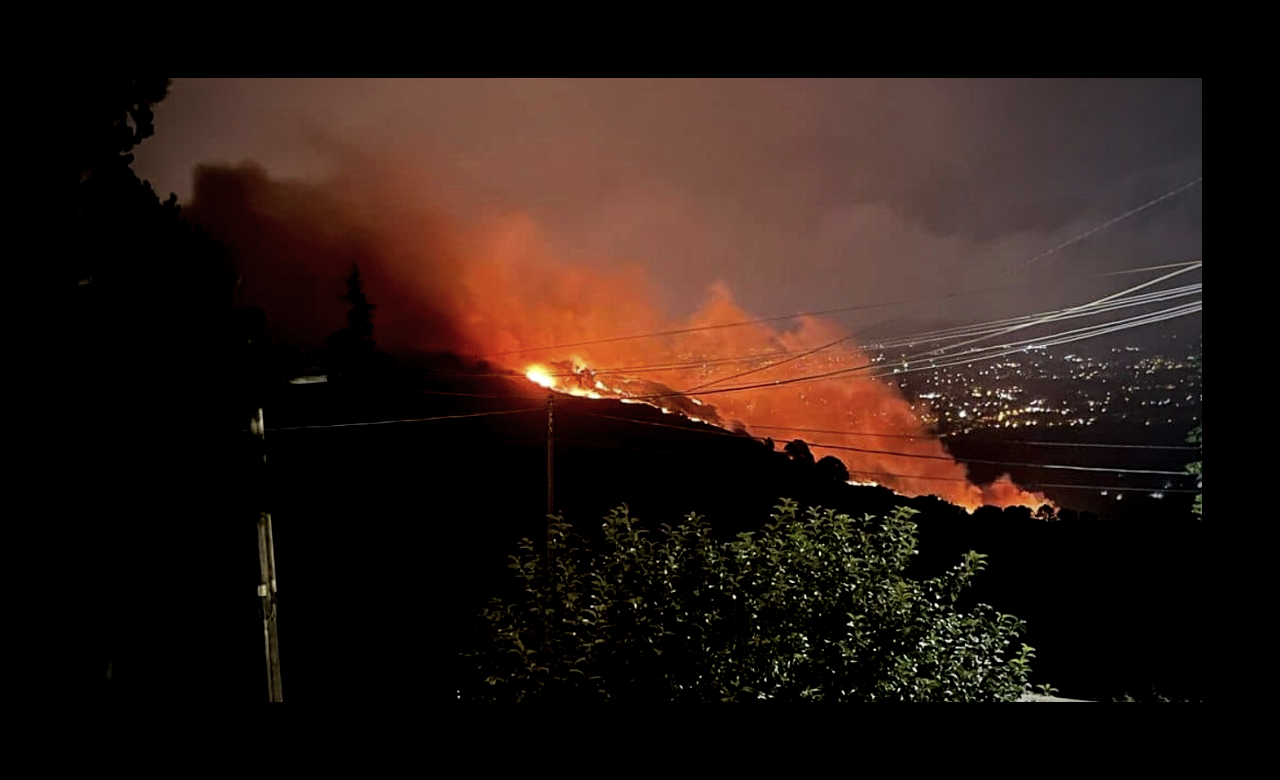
[187,161,1052,514]
[525,365,555,389]
[446,212,1051,514]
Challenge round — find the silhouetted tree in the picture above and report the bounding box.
[61,78,254,701]
[66,78,171,190]
[1003,505,1033,523]
[784,439,816,469]
[342,263,376,342]
[816,455,850,483]
[327,264,378,380]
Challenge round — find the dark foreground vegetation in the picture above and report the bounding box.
[262,373,1205,703]
[464,500,1038,702]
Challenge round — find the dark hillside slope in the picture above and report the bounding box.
[260,370,1206,702]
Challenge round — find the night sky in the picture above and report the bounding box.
[133,78,1202,343]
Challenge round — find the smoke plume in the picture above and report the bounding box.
[185,153,1048,512]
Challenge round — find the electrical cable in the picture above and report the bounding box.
[468,260,1201,360]
[263,407,543,431]
[565,408,1197,478]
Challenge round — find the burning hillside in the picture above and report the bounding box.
[445,214,1048,512]
[524,360,725,426]
[187,159,1049,514]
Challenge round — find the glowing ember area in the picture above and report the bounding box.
[523,358,724,423]
[526,362,603,398]
[447,213,1051,514]
[524,361,603,400]
[524,365,556,389]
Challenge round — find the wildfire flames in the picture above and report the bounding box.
[524,365,557,391]
[456,215,1051,514]
[188,160,1051,514]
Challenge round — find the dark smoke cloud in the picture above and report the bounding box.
[799,78,1202,241]
[140,79,1201,338]
[185,158,470,354]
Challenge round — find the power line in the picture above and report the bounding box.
[398,267,1199,384]
[861,301,1201,381]
[260,288,1201,476]
[556,438,706,460]
[844,469,1200,494]
[246,400,1198,499]
[681,331,858,394]
[366,384,550,402]
[779,301,1200,387]
[260,387,1199,455]
[432,282,1196,388]
[263,394,1200,457]
[331,317,1203,471]
[866,284,1200,351]
[263,407,542,431]
[576,410,745,437]
[634,281,1199,374]
[807,440,1193,477]
[1105,260,1202,276]
[916,263,1201,362]
[402,284,1184,380]
[553,437,1197,496]
[630,297,1199,400]
[748,424,1199,450]
[252,384,1199,476]
[1022,177,1202,268]
[630,285,1199,400]
[677,282,1198,394]
[469,260,1201,360]
[566,408,1196,478]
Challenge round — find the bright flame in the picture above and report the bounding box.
[525,365,555,389]
[443,210,1052,514]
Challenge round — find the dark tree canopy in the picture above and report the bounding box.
[326,263,386,381]
[66,77,172,189]
[816,455,851,483]
[60,78,263,701]
[464,500,1038,702]
[784,439,816,468]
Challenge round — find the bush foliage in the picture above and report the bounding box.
[463,500,1037,701]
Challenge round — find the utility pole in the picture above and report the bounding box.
[546,393,555,571]
[251,406,283,702]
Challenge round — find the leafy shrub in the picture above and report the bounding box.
[463,499,1035,701]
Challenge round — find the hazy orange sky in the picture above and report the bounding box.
[124,79,1200,510]
[133,78,1201,340]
